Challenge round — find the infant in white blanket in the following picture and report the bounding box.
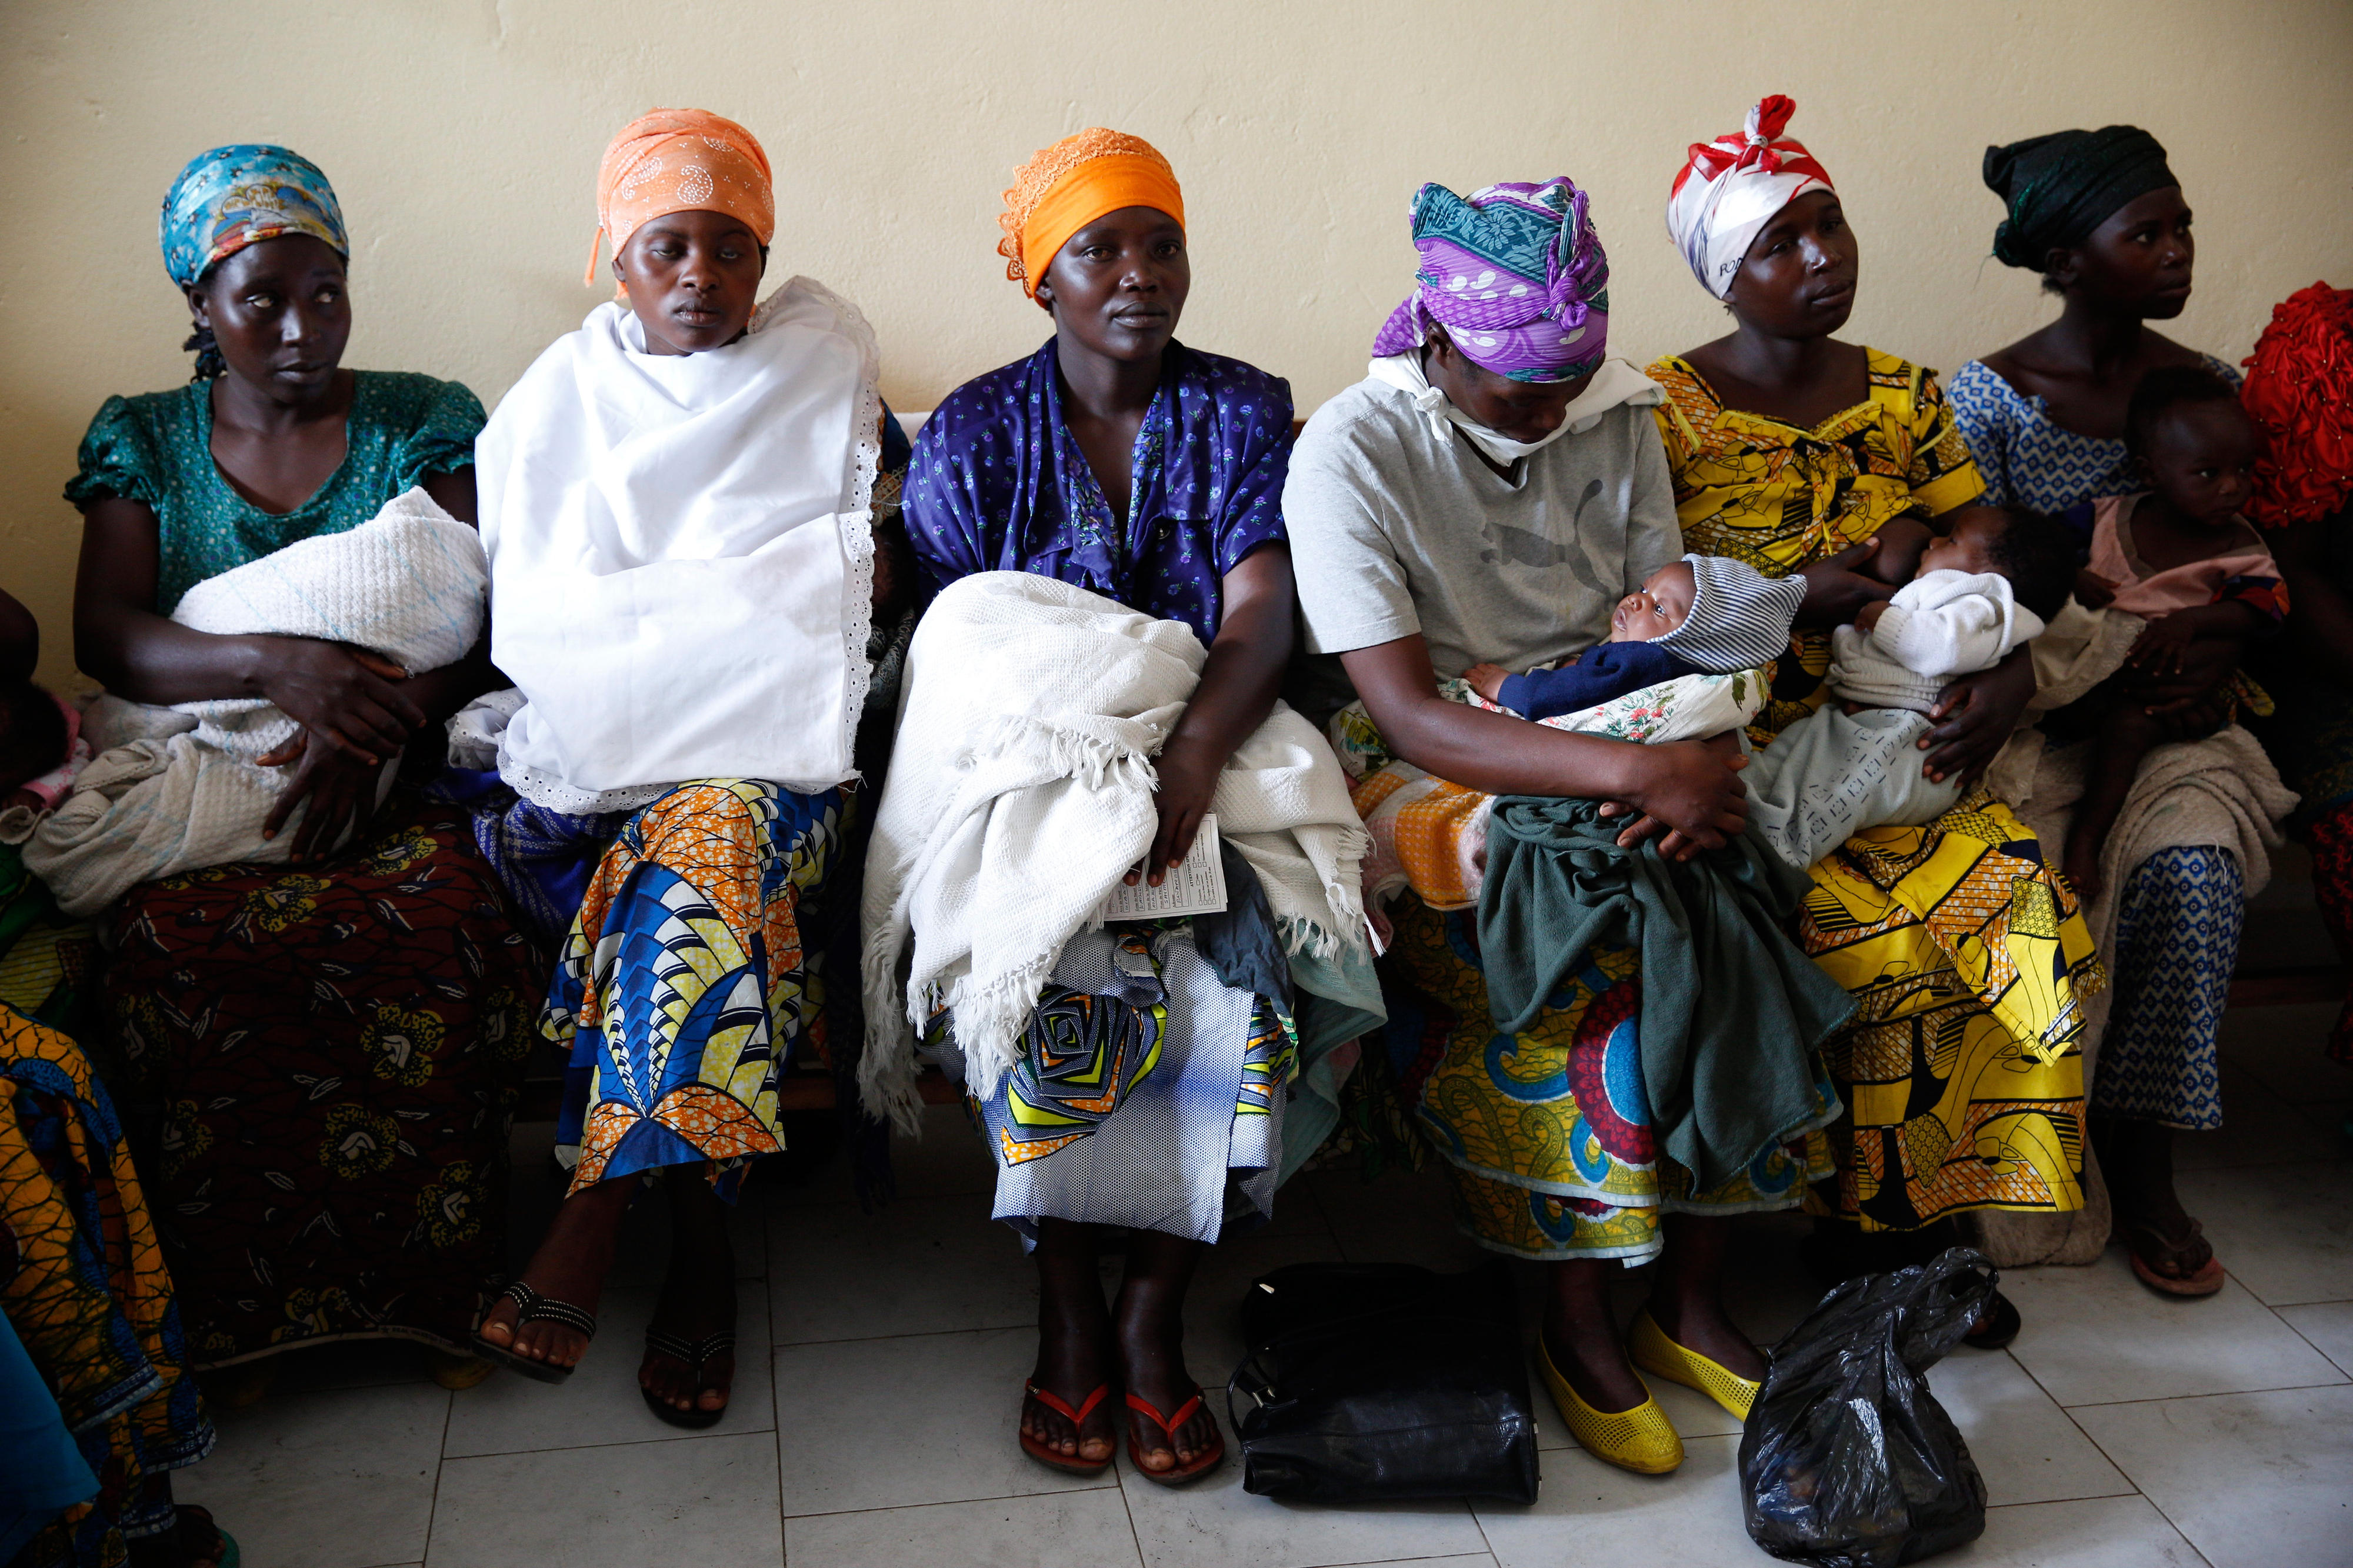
[25,489,486,915]
[1741,505,2074,866]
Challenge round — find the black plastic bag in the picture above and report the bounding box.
[1741,1247,1996,1567]
[1227,1260,1539,1503]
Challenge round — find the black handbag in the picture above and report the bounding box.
[1225,1260,1541,1504]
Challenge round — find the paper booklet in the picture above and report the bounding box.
[1100,812,1229,922]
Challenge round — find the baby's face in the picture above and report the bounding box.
[1919,510,2006,579]
[2146,401,2262,528]
[1607,561,1695,643]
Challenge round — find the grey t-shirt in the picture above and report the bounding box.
[1284,376,1682,679]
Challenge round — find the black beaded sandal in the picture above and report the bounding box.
[640,1327,736,1429]
[471,1280,597,1385]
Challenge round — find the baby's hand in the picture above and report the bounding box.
[2123,614,2199,678]
[1463,663,1511,702]
[2074,568,2118,610]
[1852,600,1889,635]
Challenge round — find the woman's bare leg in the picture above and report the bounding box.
[641,1170,738,1416]
[1023,1218,1118,1463]
[1115,1230,1217,1470]
[475,1173,634,1369]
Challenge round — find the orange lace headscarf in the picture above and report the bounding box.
[996,129,1184,298]
[586,108,776,286]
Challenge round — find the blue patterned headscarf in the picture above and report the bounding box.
[1371,177,1610,383]
[159,144,348,288]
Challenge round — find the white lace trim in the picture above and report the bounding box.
[775,274,884,781]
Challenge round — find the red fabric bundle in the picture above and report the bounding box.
[2243,282,2353,528]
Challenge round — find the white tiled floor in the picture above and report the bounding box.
[176,1003,2353,1568]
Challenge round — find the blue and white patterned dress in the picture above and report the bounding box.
[1948,355,2247,1130]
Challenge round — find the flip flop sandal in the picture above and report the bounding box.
[471,1280,597,1384]
[1962,1287,2023,1350]
[1125,1389,1225,1486]
[2122,1218,2227,1298]
[640,1328,735,1430]
[1019,1381,1115,1476]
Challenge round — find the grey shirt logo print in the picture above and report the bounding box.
[1478,478,1614,599]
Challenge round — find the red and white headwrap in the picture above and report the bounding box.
[1664,95,1835,299]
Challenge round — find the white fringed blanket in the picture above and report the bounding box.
[858,571,1369,1127]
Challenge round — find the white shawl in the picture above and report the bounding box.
[859,572,1370,1129]
[478,276,881,813]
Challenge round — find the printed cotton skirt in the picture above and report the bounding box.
[2,1006,214,1564]
[544,779,856,1201]
[1377,900,1834,1263]
[1797,793,2102,1230]
[108,796,538,1364]
[937,926,1294,1247]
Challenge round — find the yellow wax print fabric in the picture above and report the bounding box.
[1649,348,2099,1231]
[1651,349,1985,738]
[1379,899,1834,1263]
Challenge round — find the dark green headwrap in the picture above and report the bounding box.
[1982,125,2177,271]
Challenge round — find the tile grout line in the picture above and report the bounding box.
[420,1380,455,1568]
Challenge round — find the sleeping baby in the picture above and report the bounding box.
[1465,506,2076,868]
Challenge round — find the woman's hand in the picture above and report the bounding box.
[257,726,387,862]
[1134,732,1222,887]
[1921,644,2036,784]
[1593,737,1749,862]
[2074,568,2119,610]
[254,640,423,763]
[1796,539,1899,626]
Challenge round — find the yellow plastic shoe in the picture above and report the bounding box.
[1537,1338,1684,1474]
[1628,1309,1761,1422]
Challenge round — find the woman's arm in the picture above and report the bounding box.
[1142,545,1294,881]
[1341,633,1748,858]
[74,496,425,752]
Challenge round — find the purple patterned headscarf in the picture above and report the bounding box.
[1371,177,1611,383]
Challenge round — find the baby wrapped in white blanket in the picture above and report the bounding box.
[25,489,485,915]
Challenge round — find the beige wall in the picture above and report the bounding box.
[5,0,2350,686]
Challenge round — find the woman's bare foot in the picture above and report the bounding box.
[641,1174,737,1417]
[1116,1230,1217,1473]
[475,1175,632,1372]
[1025,1219,1118,1465]
[1464,662,1511,703]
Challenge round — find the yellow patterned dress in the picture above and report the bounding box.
[1648,349,2102,1232]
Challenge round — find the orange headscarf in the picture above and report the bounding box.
[996,129,1184,297]
[586,108,776,286]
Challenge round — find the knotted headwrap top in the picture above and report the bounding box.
[996,129,1185,298]
[160,144,348,288]
[1982,125,2177,272]
[1371,177,1610,383]
[586,109,776,286]
[1664,95,1835,300]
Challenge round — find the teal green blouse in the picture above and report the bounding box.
[65,371,485,613]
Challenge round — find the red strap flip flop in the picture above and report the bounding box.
[1125,1388,1225,1486]
[1020,1381,1115,1476]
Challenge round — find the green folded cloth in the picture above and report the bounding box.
[1479,796,1854,1189]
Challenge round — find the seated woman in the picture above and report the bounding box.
[1287,171,1797,1477]
[69,145,532,1387]
[1951,126,2265,1293]
[467,110,909,1428]
[1650,97,2099,1332]
[893,129,1378,1483]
